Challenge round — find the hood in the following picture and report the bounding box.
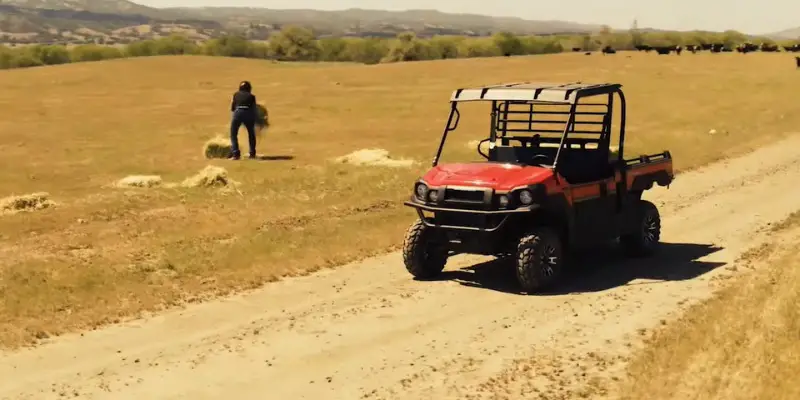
[421,162,554,191]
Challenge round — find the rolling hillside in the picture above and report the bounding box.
[2,0,160,16]
[769,26,800,39]
[4,1,794,47]
[0,1,219,44]
[167,7,603,37]
[0,0,601,45]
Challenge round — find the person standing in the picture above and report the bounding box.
[229,80,258,160]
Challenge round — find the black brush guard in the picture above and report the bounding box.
[404,200,538,232]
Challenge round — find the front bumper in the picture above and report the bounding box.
[404,200,538,232]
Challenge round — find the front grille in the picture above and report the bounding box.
[444,189,485,203]
[436,212,487,228]
[435,211,504,230]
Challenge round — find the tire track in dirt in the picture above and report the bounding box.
[2,134,800,400]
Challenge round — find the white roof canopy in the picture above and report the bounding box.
[450,82,621,104]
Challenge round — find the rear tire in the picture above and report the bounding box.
[515,227,564,293]
[621,199,661,256]
[402,219,449,279]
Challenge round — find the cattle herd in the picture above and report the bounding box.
[570,42,800,68]
[572,42,800,55]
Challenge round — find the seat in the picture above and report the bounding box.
[557,147,613,184]
[491,146,519,163]
[490,142,614,184]
[491,146,556,165]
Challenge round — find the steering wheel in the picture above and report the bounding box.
[478,138,491,159]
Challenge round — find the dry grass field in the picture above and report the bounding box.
[1,51,799,348]
[619,212,800,400]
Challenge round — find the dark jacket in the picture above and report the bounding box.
[231,90,256,112]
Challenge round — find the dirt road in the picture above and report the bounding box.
[3,135,800,400]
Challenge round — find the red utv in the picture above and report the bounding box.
[402,82,674,293]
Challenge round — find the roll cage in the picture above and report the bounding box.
[431,82,627,181]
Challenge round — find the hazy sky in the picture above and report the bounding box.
[132,0,795,34]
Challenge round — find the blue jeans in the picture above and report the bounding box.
[230,108,256,158]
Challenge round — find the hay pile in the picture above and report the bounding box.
[334,148,415,168]
[466,139,493,153]
[204,136,232,159]
[254,104,269,142]
[1,192,54,214]
[114,175,163,188]
[204,104,269,159]
[609,145,620,162]
[110,166,238,191]
[255,103,269,130]
[180,165,236,188]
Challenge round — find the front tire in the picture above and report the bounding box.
[402,219,449,279]
[621,199,661,256]
[515,227,564,293]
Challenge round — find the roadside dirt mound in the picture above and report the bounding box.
[334,148,415,168]
[113,175,163,188]
[0,192,54,214]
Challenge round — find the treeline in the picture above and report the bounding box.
[0,25,795,70]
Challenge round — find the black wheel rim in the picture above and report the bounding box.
[540,244,559,277]
[423,246,435,262]
[643,214,658,245]
[423,241,445,263]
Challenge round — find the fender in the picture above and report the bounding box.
[512,192,575,247]
[629,170,673,192]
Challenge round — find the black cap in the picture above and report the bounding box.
[239,80,252,92]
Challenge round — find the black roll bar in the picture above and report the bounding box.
[551,102,578,174]
[431,87,627,170]
[432,102,460,167]
[617,89,627,161]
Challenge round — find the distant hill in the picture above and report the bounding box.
[1,0,168,17]
[0,1,603,45]
[0,1,220,45]
[166,7,603,37]
[768,27,800,40]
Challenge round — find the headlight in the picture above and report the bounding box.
[428,190,439,202]
[498,195,509,208]
[519,190,533,205]
[415,183,428,200]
